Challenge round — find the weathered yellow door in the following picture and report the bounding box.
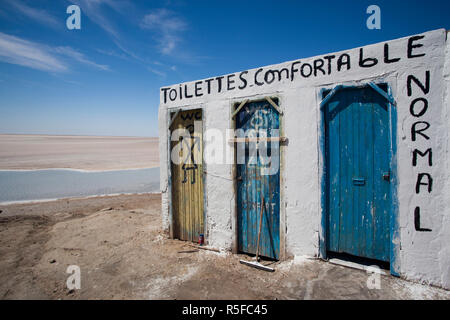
[170,109,204,242]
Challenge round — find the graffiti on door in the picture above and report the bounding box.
[170,109,204,242]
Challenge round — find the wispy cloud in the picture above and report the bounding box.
[55,46,110,71]
[72,0,121,39]
[7,0,60,29]
[147,67,166,77]
[112,38,147,64]
[96,48,130,61]
[0,32,109,73]
[0,32,67,72]
[65,2,188,69]
[72,0,150,64]
[140,9,187,55]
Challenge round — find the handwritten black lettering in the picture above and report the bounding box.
[408,35,426,59]
[407,71,430,97]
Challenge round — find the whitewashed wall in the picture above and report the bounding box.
[441,30,450,289]
[159,29,449,289]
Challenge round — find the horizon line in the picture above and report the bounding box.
[0,133,158,138]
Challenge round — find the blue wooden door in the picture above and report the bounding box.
[236,100,280,260]
[325,85,391,262]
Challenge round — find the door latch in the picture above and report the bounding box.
[382,172,390,181]
[352,178,366,186]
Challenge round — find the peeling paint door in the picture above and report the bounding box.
[325,85,391,262]
[236,100,280,260]
[170,109,204,242]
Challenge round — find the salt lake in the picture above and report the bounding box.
[0,167,160,204]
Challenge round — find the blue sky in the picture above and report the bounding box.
[0,0,448,137]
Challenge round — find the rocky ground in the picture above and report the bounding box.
[0,193,448,300]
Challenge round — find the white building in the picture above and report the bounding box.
[159,29,450,289]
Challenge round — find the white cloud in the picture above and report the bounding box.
[72,0,148,64]
[96,48,130,61]
[55,46,110,71]
[0,32,110,73]
[140,9,187,55]
[71,0,122,39]
[7,0,60,29]
[0,32,67,72]
[141,9,186,31]
[112,38,147,64]
[147,67,166,77]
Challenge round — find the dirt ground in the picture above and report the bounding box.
[0,134,159,171]
[0,193,448,300]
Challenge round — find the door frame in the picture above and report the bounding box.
[230,95,286,261]
[167,105,207,242]
[317,81,400,276]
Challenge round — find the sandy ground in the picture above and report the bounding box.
[0,134,159,171]
[0,193,448,300]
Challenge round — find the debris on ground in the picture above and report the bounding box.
[0,193,448,300]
